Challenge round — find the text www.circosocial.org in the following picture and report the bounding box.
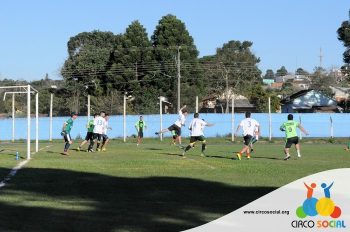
[243,210,290,215]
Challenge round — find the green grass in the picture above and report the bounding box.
[0,138,349,232]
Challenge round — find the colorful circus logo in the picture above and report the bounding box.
[296,182,342,219]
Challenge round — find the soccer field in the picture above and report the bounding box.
[0,139,349,232]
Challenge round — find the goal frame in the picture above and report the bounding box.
[0,85,39,159]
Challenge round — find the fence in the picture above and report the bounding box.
[0,113,348,141]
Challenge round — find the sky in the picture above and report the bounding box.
[0,0,349,81]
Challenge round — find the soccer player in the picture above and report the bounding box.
[344,139,350,151]
[155,105,188,145]
[135,115,147,146]
[280,114,309,160]
[182,113,214,157]
[249,127,259,153]
[234,112,260,160]
[101,113,112,151]
[88,111,106,152]
[61,112,78,155]
[77,113,97,152]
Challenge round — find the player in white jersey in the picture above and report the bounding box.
[182,113,214,157]
[88,111,106,152]
[155,105,188,145]
[234,112,260,160]
[101,113,112,152]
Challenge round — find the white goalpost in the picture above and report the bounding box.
[0,85,39,160]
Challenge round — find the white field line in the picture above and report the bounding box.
[0,145,52,189]
[187,157,216,170]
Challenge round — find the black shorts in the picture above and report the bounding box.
[243,135,253,146]
[64,133,72,143]
[102,134,109,142]
[190,136,205,143]
[168,124,181,136]
[285,136,299,148]
[85,132,94,141]
[93,133,102,142]
[138,131,144,138]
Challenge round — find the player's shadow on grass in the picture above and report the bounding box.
[205,155,233,160]
[145,147,164,151]
[253,156,281,160]
[0,167,276,232]
[160,152,183,157]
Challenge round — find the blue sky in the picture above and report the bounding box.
[0,0,349,80]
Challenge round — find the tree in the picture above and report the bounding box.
[151,14,203,112]
[106,21,158,113]
[310,66,335,97]
[276,66,288,77]
[200,40,261,112]
[337,14,350,76]
[247,84,280,112]
[61,31,121,113]
[264,69,275,79]
[295,67,309,76]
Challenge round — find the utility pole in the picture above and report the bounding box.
[177,46,181,112]
[319,47,323,68]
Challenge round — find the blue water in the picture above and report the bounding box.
[0,113,348,140]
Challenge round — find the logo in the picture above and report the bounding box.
[291,182,346,229]
[296,182,341,219]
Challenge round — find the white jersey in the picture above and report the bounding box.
[93,116,106,134]
[174,110,186,127]
[103,120,109,135]
[188,118,207,137]
[239,118,259,136]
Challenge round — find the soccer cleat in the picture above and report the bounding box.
[62,152,69,156]
[284,155,291,160]
[102,148,106,152]
[236,153,242,160]
[297,154,301,158]
[97,148,101,152]
[200,153,205,157]
[87,149,94,153]
[247,155,251,159]
[76,147,80,151]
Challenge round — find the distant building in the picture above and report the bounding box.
[200,94,255,113]
[262,79,274,85]
[269,82,283,90]
[280,89,342,113]
[330,86,350,102]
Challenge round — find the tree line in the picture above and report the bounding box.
[0,12,349,117]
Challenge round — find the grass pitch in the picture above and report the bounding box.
[0,138,349,232]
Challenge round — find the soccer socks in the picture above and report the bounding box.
[247,152,251,159]
[64,142,70,152]
[88,141,94,151]
[201,144,206,153]
[297,150,301,157]
[184,145,192,152]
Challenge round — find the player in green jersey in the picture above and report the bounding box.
[77,113,98,152]
[61,112,78,155]
[135,116,147,146]
[280,114,309,160]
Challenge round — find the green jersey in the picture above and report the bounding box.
[135,120,146,132]
[64,118,74,133]
[280,120,299,138]
[87,119,94,133]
